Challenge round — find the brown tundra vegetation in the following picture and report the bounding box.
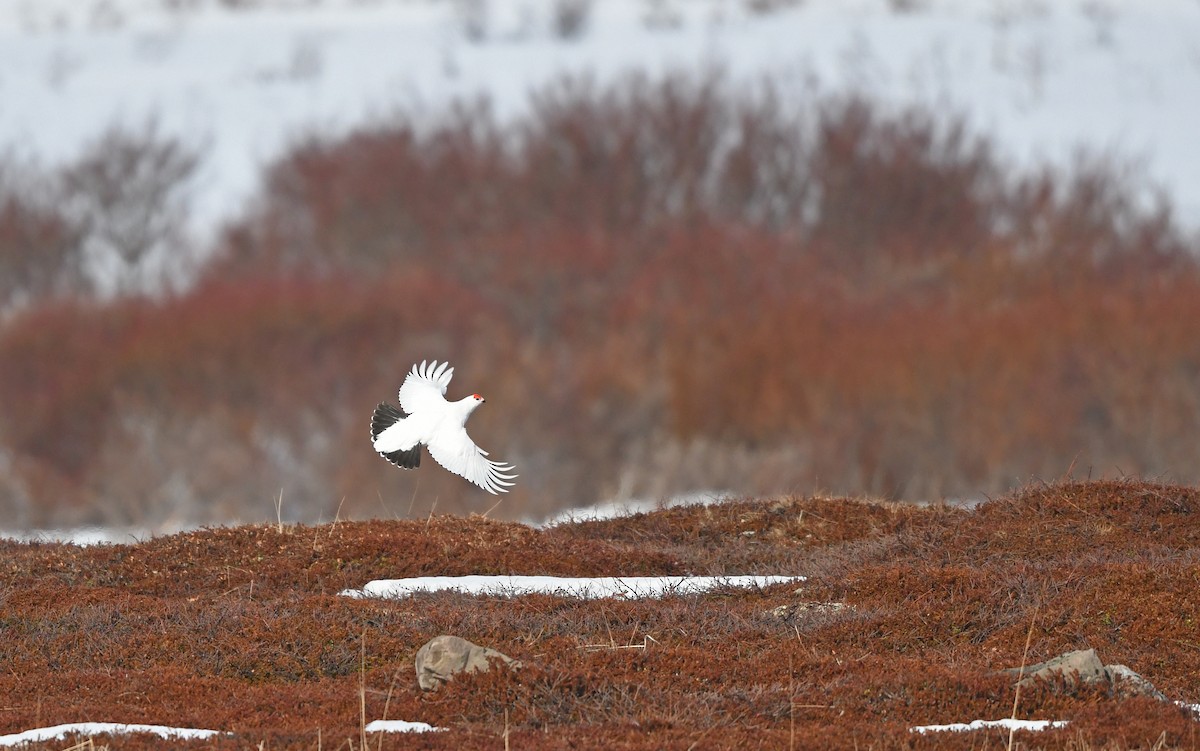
[1,72,1199,528]
[2,479,1199,749]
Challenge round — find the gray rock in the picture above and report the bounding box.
[1003,648,1106,690]
[1103,663,1169,701]
[1001,649,1166,700]
[414,635,521,691]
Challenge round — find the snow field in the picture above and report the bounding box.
[0,0,1197,250]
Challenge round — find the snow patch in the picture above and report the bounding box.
[534,490,731,526]
[0,525,194,546]
[0,723,222,746]
[910,718,1068,734]
[364,719,445,734]
[341,575,804,600]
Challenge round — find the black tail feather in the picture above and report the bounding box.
[371,402,405,440]
[382,445,421,470]
[372,402,421,469]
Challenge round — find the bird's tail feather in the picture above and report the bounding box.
[372,402,421,469]
[382,444,421,470]
[371,402,406,440]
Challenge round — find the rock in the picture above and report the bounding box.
[414,635,520,691]
[765,601,850,622]
[1001,649,1166,701]
[1103,664,1169,701]
[1003,648,1106,690]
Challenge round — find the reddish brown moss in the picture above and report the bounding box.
[1,480,1198,749]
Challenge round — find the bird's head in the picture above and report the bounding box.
[459,393,486,414]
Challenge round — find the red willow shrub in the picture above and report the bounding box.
[1,71,1198,526]
[0,271,511,525]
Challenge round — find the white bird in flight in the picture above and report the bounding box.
[371,360,517,494]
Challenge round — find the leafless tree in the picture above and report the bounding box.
[60,121,199,295]
[0,157,85,313]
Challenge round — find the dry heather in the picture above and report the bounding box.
[2,478,1199,749]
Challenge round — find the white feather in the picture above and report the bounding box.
[397,359,453,415]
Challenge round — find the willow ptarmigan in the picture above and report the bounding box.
[371,360,517,494]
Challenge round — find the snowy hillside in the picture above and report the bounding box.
[0,0,1198,243]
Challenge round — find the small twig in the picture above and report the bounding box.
[406,477,420,519]
[626,621,640,647]
[425,496,439,528]
[360,629,368,751]
[217,566,257,600]
[789,654,795,751]
[274,488,285,534]
[1008,604,1040,751]
[481,497,504,518]
[579,635,658,652]
[376,489,397,520]
[377,667,405,751]
[1062,452,1080,481]
[314,497,348,553]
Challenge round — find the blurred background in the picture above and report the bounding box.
[1,0,1199,533]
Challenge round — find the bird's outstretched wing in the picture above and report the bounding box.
[398,360,454,415]
[426,427,518,495]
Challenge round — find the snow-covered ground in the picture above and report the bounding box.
[532,490,732,526]
[0,524,198,545]
[0,0,1197,255]
[342,574,805,599]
